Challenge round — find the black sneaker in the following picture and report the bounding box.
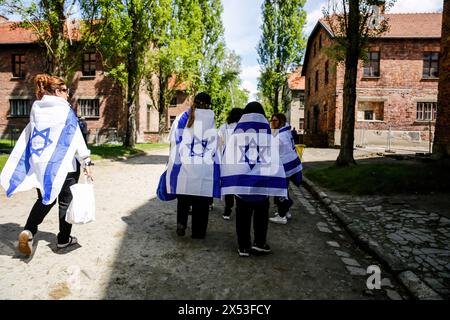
[251,243,271,254]
[237,248,250,257]
[176,224,186,236]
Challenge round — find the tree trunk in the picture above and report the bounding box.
[273,85,279,113]
[432,0,450,159]
[124,7,138,148]
[336,0,360,167]
[158,73,167,139]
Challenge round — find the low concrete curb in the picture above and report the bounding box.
[301,176,443,300]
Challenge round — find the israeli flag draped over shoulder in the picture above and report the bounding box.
[220,113,288,197]
[1,95,90,205]
[165,108,220,198]
[278,124,303,186]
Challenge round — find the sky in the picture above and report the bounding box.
[222,0,444,101]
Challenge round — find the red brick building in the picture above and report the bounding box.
[285,66,305,134]
[433,1,450,158]
[301,13,442,149]
[0,17,189,144]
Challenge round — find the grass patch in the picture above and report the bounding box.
[304,162,450,195]
[0,139,15,150]
[0,142,169,170]
[89,143,168,161]
[0,154,8,171]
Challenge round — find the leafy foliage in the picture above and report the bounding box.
[257,0,307,114]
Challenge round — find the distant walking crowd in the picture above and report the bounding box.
[160,92,302,257]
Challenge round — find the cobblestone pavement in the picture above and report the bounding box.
[301,147,450,300]
[0,148,409,300]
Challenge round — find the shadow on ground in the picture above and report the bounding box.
[101,154,390,299]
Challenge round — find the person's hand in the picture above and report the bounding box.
[84,165,94,181]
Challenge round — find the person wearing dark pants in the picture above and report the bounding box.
[235,196,270,256]
[272,182,294,224]
[25,167,80,245]
[223,194,235,220]
[177,195,211,238]
[165,92,220,239]
[3,74,93,256]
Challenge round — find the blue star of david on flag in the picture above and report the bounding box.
[29,128,53,156]
[188,136,209,157]
[239,138,267,170]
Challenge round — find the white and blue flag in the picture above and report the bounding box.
[165,108,220,198]
[220,113,288,197]
[278,124,302,185]
[1,95,90,205]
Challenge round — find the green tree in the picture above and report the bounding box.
[257,0,307,114]
[95,0,172,147]
[143,0,203,137]
[322,0,395,166]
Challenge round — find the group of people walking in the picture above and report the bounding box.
[0,74,302,258]
[162,92,302,257]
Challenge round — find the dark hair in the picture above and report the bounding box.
[243,101,265,116]
[271,113,287,128]
[187,92,212,128]
[227,108,244,124]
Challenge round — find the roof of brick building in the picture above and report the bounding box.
[0,21,37,44]
[287,66,305,91]
[302,12,442,76]
[320,13,442,38]
[0,19,82,44]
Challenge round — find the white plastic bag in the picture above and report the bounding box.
[65,178,96,224]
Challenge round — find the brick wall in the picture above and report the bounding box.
[304,27,339,146]
[0,43,124,143]
[304,24,440,147]
[433,0,450,157]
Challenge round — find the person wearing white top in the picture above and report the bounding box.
[217,108,244,220]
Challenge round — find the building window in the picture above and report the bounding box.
[306,111,310,130]
[12,54,26,78]
[357,101,384,121]
[9,99,31,117]
[169,95,177,107]
[299,118,305,131]
[78,99,99,117]
[364,110,374,120]
[307,78,311,96]
[315,70,319,92]
[169,116,176,128]
[319,34,322,49]
[146,104,152,131]
[416,102,437,121]
[313,42,317,57]
[363,51,380,77]
[423,52,439,78]
[82,52,96,76]
[325,61,329,84]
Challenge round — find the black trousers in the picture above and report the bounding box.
[274,179,293,217]
[177,195,211,238]
[24,166,80,244]
[224,194,235,216]
[235,197,269,250]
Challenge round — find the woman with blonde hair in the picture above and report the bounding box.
[0,74,93,255]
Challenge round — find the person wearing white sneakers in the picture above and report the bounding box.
[218,108,244,221]
[1,74,93,255]
[268,113,303,225]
